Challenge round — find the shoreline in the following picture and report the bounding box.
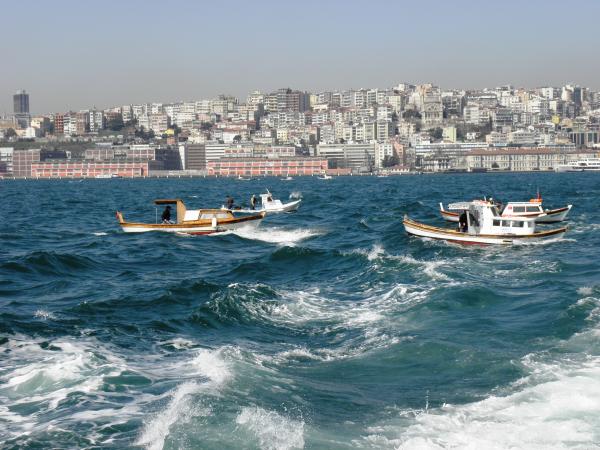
[0,170,588,181]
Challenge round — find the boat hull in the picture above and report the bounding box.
[404,216,567,245]
[117,212,264,234]
[536,205,572,223]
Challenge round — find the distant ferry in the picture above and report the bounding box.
[555,158,600,172]
[95,174,121,179]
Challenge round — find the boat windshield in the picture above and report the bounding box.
[490,206,500,216]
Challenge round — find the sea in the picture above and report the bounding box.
[1,172,599,450]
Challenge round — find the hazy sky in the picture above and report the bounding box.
[2,0,599,114]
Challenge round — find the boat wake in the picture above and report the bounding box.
[232,226,323,246]
[235,406,304,450]
[359,289,600,450]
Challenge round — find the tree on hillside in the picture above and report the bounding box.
[382,154,400,167]
[135,126,154,140]
[429,127,443,140]
[107,116,125,131]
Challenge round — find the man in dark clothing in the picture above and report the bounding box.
[250,194,257,210]
[458,211,468,232]
[225,196,234,209]
[161,205,173,224]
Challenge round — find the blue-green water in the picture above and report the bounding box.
[1,173,599,449]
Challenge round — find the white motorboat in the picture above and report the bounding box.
[555,158,600,172]
[281,176,293,181]
[223,190,301,215]
[318,174,332,180]
[95,173,121,179]
[117,199,264,234]
[406,200,567,245]
[440,195,572,224]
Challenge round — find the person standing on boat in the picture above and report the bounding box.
[161,205,174,224]
[226,195,234,210]
[458,211,468,232]
[250,194,257,210]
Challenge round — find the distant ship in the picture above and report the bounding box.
[555,158,600,172]
[95,174,121,179]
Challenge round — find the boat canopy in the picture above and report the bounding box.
[448,202,472,210]
[154,199,184,205]
[154,199,187,223]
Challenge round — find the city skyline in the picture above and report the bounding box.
[2,0,600,114]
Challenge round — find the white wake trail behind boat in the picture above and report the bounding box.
[231,226,323,246]
[361,288,600,450]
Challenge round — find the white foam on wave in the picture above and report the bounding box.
[344,244,385,261]
[578,286,594,296]
[232,226,322,246]
[0,336,237,448]
[512,236,576,246]
[392,358,600,449]
[0,338,126,440]
[289,191,302,199]
[136,381,208,450]
[136,348,232,450]
[161,337,195,350]
[92,232,108,236]
[397,255,450,281]
[259,284,426,362]
[362,310,600,450]
[236,406,305,450]
[33,309,56,320]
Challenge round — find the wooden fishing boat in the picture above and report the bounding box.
[116,199,265,234]
[440,195,572,224]
[407,200,567,245]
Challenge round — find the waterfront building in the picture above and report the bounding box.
[375,141,394,168]
[206,157,327,177]
[442,126,457,143]
[31,161,149,178]
[317,142,376,173]
[12,149,41,177]
[0,147,14,173]
[466,147,597,171]
[184,144,206,170]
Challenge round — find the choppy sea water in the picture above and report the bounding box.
[1,172,599,450]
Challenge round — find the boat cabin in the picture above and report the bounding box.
[154,199,234,224]
[462,200,537,236]
[501,200,543,217]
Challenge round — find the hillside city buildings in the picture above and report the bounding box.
[1,82,599,178]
